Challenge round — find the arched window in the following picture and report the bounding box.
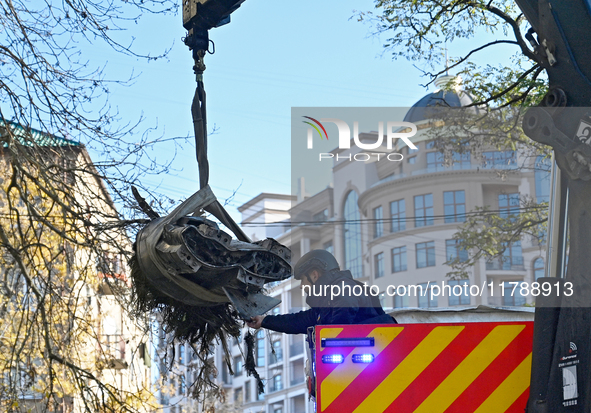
[533,257,544,280]
[343,191,363,278]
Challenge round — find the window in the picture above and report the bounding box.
[289,334,303,357]
[394,288,409,308]
[443,190,466,223]
[178,373,185,395]
[234,356,243,376]
[482,151,517,169]
[374,252,384,279]
[451,151,471,169]
[170,376,176,395]
[373,206,383,238]
[390,199,406,232]
[391,247,407,273]
[499,193,520,219]
[271,339,283,363]
[426,150,470,170]
[408,156,417,164]
[257,330,265,367]
[221,362,231,384]
[96,252,123,275]
[448,280,470,306]
[64,242,76,276]
[343,191,363,278]
[234,387,243,403]
[503,281,526,306]
[245,381,251,403]
[416,241,436,268]
[502,241,524,269]
[178,344,184,364]
[485,241,524,271]
[270,373,283,392]
[414,194,434,227]
[323,240,333,255]
[426,152,444,172]
[534,258,544,280]
[160,389,169,405]
[418,282,438,308]
[535,156,551,203]
[445,239,468,263]
[408,146,419,155]
[379,293,392,312]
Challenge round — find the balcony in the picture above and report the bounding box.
[290,370,305,386]
[370,156,519,189]
[487,295,527,307]
[289,334,304,358]
[97,273,128,295]
[99,334,127,369]
[486,257,524,271]
[290,375,305,386]
[290,358,305,386]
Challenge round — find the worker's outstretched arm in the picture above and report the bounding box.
[248,309,318,334]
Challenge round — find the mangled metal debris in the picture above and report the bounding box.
[134,185,291,319]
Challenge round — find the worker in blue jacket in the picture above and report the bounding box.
[247,249,395,334]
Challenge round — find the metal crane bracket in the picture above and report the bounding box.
[523,106,591,181]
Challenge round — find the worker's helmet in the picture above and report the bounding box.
[293,249,340,280]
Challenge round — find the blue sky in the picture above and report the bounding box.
[99,0,452,222]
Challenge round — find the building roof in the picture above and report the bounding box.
[1,121,81,148]
[403,75,477,123]
[237,192,296,213]
[1,121,117,210]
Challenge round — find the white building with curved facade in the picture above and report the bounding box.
[282,77,549,311]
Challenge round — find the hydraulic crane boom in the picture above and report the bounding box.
[512,1,591,411]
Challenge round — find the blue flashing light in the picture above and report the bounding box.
[321,354,344,364]
[352,354,375,363]
[321,337,375,348]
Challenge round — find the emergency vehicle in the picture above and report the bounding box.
[306,306,535,413]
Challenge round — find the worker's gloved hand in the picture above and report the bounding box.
[247,315,265,329]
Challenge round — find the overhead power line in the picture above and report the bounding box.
[241,205,547,227]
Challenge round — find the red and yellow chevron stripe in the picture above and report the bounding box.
[315,322,533,413]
